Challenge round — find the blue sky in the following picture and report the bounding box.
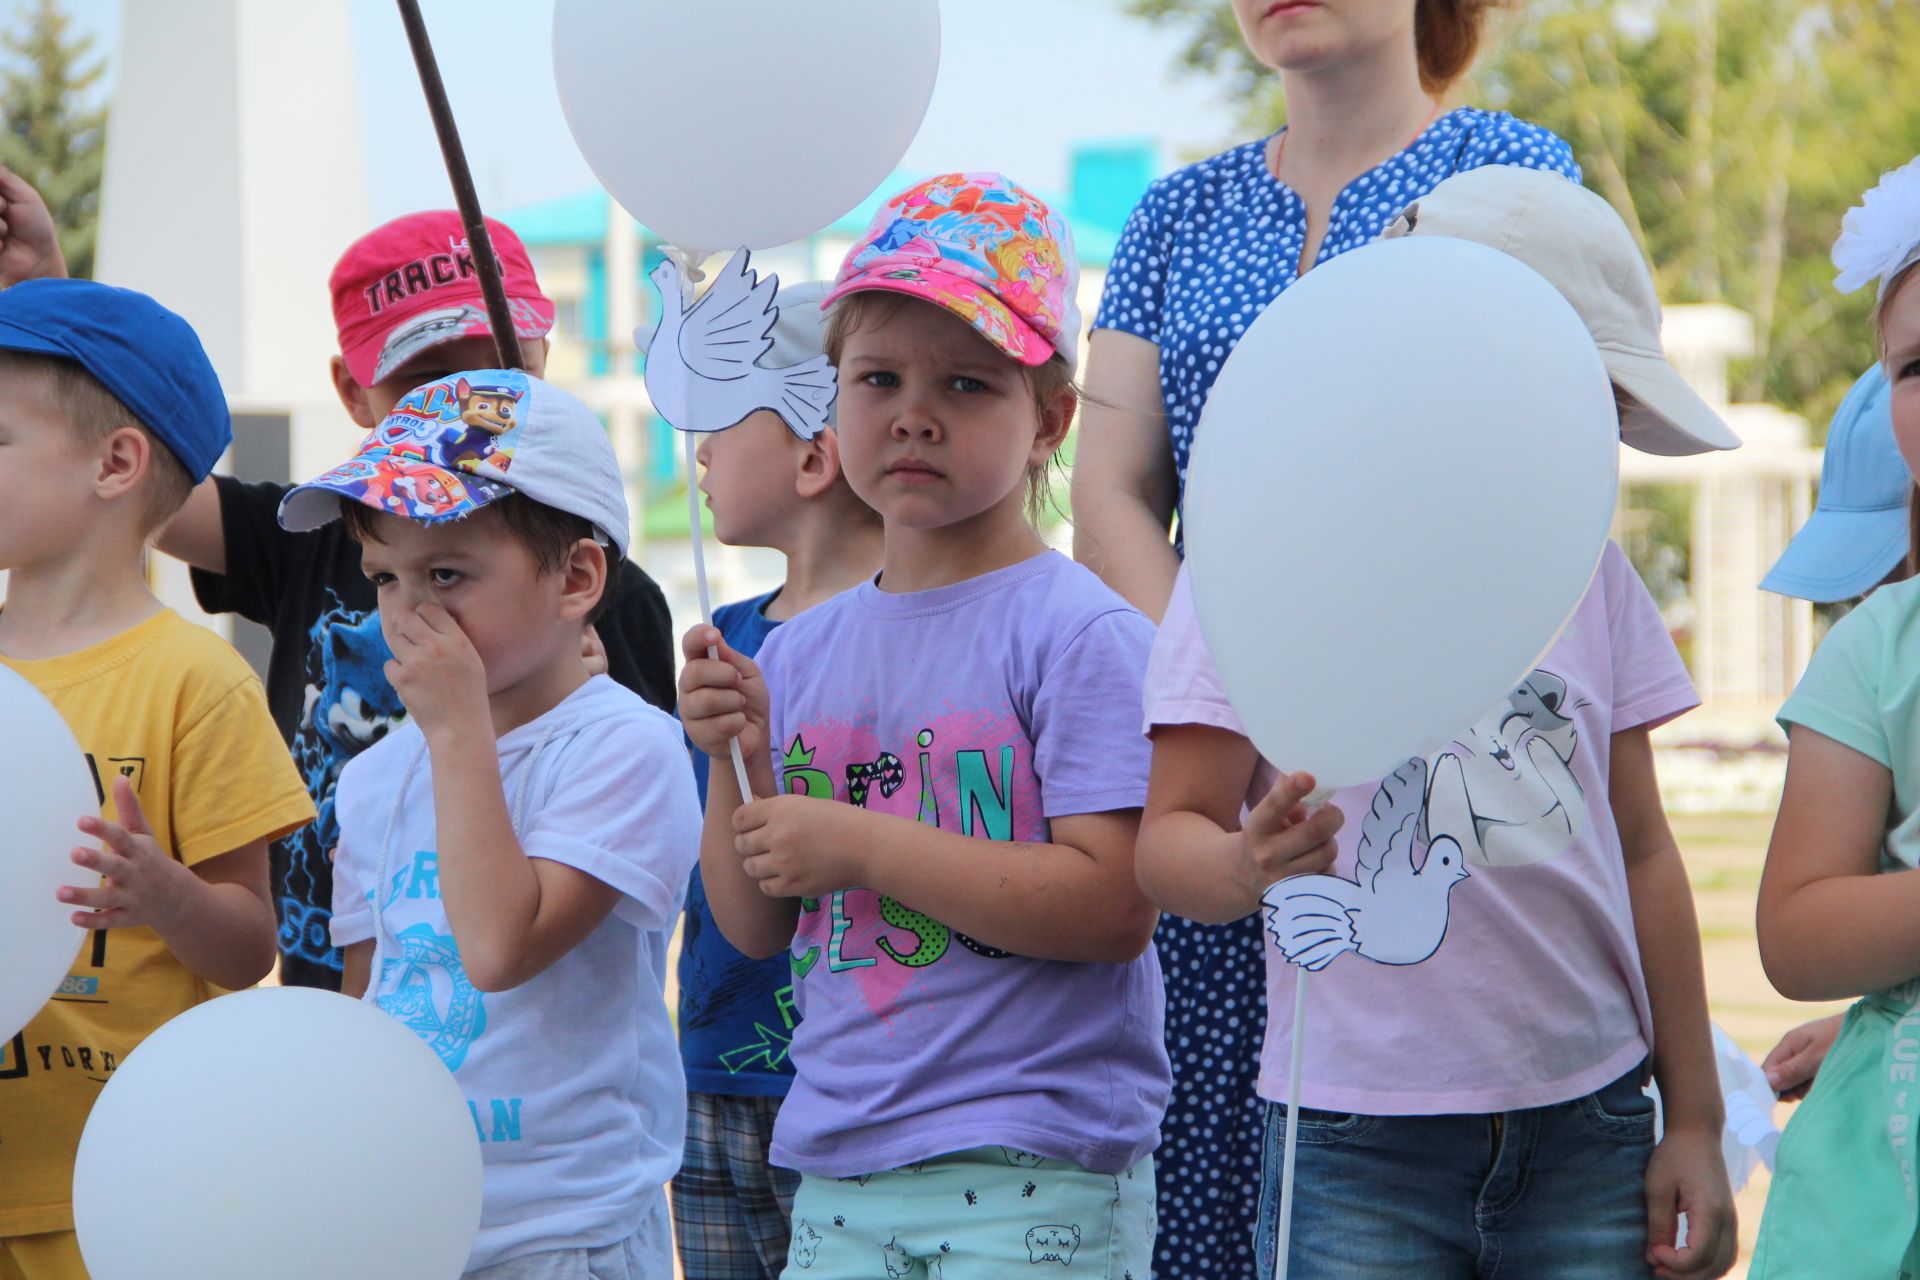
[28,0,1236,222]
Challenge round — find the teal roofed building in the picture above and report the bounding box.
[499,140,1159,542]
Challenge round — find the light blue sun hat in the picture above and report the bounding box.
[1761,365,1908,602]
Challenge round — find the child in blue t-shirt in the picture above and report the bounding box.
[673,281,884,1280]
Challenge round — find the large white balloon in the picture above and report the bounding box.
[0,665,97,1041]
[74,987,482,1280]
[553,0,941,251]
[1183,235,1619,790]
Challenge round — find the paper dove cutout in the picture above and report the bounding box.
[642,249,837,441]
[1648,1023,1780,1195]
[1263,756,1471,971]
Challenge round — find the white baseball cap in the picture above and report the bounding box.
[1382,166,1741,457]
[278,368,631,558]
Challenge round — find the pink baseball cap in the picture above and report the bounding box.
[824,172,1083,368]
[330,211,555,387]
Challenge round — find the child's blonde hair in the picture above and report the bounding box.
[0,350,192,530]
[824,292,1078,526]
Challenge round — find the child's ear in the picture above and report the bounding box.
[329,356,380,430]
[1031,385,1077,463]
[793,426,843,501]
[95,426,151,503]
[558,537,611,624]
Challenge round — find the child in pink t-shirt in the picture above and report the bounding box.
[1136,166,1738,1280]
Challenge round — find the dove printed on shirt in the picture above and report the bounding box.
[643,249,838,440]
[1264,667,1589,971]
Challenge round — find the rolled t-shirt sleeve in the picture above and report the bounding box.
[521,717,703,932]
[1093,179,1174,342]
[170,667,315,865]
[1600,543,1699,734]
[1778,598,1891,769]
[1143,567,1249,739]
[1030,608,1156,818]
[189,476,296,625]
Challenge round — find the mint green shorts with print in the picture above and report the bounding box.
[785,1147,1155,1279]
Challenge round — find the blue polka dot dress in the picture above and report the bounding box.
[1093,107,1579,1279]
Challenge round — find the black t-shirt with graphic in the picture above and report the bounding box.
[191,475,678,990]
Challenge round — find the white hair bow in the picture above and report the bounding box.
[1834,156,1920,298]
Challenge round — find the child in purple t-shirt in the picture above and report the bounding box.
[681,174,1170,1280]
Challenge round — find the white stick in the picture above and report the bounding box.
[686,429,754,802]
[1274,970,1309,1280]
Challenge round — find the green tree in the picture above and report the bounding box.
[1124,0,1920,434]
[0,0,106,279]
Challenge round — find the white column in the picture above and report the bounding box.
[96,0,367,632]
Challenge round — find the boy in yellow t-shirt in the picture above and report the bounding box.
[0,280,315,1280]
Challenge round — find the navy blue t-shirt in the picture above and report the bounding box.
[678,590,794,1096]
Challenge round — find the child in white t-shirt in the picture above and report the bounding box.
[278,369,700,1279]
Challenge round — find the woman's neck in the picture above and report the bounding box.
[1275,44,1440,191]
[877,494,1048,596]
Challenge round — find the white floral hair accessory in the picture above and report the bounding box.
[1834,156,1920,297]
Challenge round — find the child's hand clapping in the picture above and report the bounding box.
[1238,771,1344,897]
[59,776,196,930]
[679,625,770,763]
[384,603,491,741]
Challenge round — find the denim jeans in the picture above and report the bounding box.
[1255,1064,1655,1279]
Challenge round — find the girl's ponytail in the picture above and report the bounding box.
[1414,0,1503,95]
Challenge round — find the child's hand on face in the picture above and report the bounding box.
[59,777,195,930]
[678,625,769,763]
[1238,771,1344,897]
[384,603,490,741]
[733,795,864,898]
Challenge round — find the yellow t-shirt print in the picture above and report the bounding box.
[0,609,313,1237]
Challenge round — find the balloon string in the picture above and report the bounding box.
[1274,971,1308,1280]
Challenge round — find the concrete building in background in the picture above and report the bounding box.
[96,0,367,670]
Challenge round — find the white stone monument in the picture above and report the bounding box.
[95,0,367,658]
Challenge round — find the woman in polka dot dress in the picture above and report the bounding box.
[1073,2,1578,1273]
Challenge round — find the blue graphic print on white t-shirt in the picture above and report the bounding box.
[331,675,701,1272]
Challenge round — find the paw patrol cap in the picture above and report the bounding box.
[278,368,631,558]
[331,211,554,387]
[1761,364,1908,602]
[1383,165,1742,457]
[824,172,1083,367]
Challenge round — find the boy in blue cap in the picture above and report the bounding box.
[0,279,314,1279]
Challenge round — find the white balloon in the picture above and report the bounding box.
[553,0,941,251]
[0,665,96,1041]
[74,987,482,1280]
[1183,236,1619,789]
